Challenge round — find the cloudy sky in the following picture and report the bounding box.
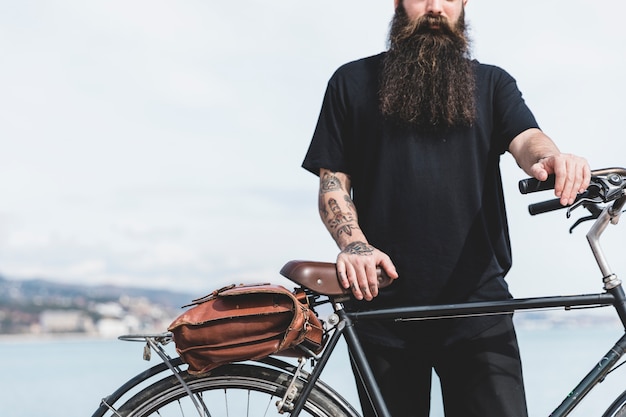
[1,0,625,299]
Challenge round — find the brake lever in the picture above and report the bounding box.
[567,200,604,233]
[569,214,597,233]
[565,197,602,218]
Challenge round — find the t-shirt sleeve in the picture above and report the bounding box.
[302,73,350,177]
[491,68,540,154]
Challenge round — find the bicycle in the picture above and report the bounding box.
[92,166,626,417]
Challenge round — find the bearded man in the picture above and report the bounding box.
[302,0,590,416]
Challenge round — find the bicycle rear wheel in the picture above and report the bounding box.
[113,363,358,417]
[603,390,626,417]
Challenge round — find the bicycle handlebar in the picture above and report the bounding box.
[518,175,556,194]
[519,167,626,216]
[528,197,570,215]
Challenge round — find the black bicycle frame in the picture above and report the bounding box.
[291,183,626,417]
[289,286,626,417]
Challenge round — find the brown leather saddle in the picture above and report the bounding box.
[279,260,394,297]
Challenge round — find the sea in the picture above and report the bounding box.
[1,325,625,417]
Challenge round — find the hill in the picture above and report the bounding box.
[0,275,194,307]
[0,275,196,335]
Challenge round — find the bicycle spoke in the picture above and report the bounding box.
[262,392,274,417]
[223,389,228,417]
[113,363,354,417]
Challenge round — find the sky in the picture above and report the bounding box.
[1,0,626,299]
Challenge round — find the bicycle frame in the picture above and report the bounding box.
[286,196,626,417]
[287,291,626,417]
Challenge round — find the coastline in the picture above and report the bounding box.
[0,332,119,344]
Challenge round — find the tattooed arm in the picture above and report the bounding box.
[318,168,398,301]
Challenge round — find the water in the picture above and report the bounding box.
[0,326,624,416]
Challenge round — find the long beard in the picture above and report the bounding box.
[379,7,476,128]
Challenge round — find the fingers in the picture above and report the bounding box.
[337,249,395,301]
[581,163,591,192]
[533,154,590,206]
[529,163,549,182]
[341,260,377,301]
[379,257,399,280]
[550,154,590,206]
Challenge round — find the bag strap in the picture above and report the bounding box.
[184,283,275,307]
[292,288,309,305]
[182,283,303,308]
[182,284,235,307]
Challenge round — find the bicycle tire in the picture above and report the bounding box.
[603,390,626,417]
[113,363,358,417]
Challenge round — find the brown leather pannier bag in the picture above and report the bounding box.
[168,283,325,375]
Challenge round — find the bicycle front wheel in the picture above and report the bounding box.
[114,362,358,417]
[603,390,626,417]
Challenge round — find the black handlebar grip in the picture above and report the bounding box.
[528,198,566,215]
[518,175,556,194]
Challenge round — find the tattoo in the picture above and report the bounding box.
[320,172,342,193]
[342,241,374,256]
[328,198,342,217]
[344,194,355,211]
[337,224,359,238]
[318,171,361,241]
[326,198,359,238]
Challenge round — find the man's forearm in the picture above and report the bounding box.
[318,170,368,250]
[509,128,560,175]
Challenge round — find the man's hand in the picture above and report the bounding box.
[529,154,591,206]
[508,129,591,206]
[336,241,398,301]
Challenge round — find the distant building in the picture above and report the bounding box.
[39,310,95,333]
[96,318,131,338]
[93,301,125,318]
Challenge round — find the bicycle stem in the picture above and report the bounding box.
[587,204,622,289]
[587,194,626,326]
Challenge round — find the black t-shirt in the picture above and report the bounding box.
[303,52,539,312]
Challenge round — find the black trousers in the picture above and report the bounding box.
[352,315,528,417]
